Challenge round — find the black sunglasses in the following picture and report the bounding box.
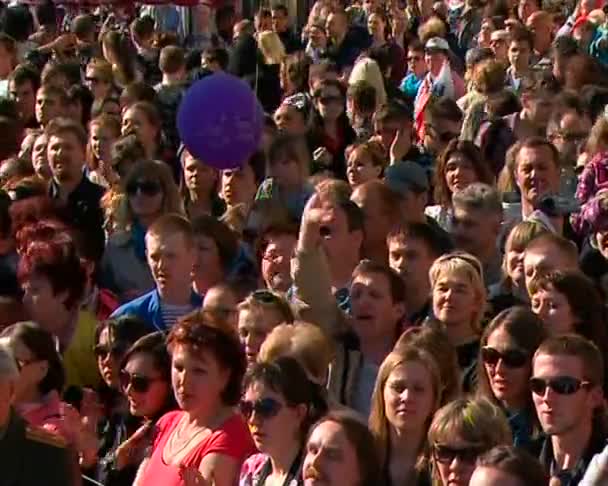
[529,376,591,396]
[240,397,283,421]
[126,180,162,197]
[433,444,484,465]
[94,343,128,360]
[481,346,528,368]
[120,370,163,393]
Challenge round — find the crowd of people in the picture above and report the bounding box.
[3,0,608,484]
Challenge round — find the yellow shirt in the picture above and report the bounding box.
[63,310,100,389]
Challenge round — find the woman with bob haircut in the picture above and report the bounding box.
[429,252,486,392]
[100,159,183,301]
[426,140,494,232]
[369,346,442,485]
[239,357,328,485]
[476,307,547,448]
[303,411,381,486]
[428,398,512,486]
[135,310,255,486]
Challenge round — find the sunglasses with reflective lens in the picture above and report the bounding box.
[240,397,283,421]
[433,444,484,465]
[481,346,528,368]
[126,180,162,197]
[529,376,591,396]
[120,370,163,393]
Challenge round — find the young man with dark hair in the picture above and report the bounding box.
[111,214,202,332]
[470,445,548,486]
[271,4,301,53]
[35,84,67,128]
[506,27,534,93]
[423,96,463,158]
[8,64,40,128]
[531,334,607,484]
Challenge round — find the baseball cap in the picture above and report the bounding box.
[425,37,450,52]
[384,161,429,195]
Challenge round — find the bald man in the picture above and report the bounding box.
[527,11,553,61]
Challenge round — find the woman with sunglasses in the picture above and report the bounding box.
[237,290,295,368]
[428,398,512,486]
[135,311,255,486]
[369,346,442,486]
[100,160,183,302]
[476,307,547,449]
[102,333,176,486]
[429,252,486,392]
[239,357,328,486]
[426,140,494,232]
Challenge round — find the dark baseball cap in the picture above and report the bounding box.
[384,161,429,195]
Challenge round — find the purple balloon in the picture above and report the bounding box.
[177,73,264,170]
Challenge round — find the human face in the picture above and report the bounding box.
[270,156,302,188]
[478,20,494,47]
[596,230,608,261]
[123,352,170,418]
[183,153,218,197]
[316,85,344,122]
[122,107,157,146]
[505,246,525,289]
[367,13,385,38]
[490,37,508,61]
[375,119,408,152]
[192,235,224,293]
[35,90,63,127]
[255,13,272,32]
[527,16,552,53]
[432,271,479,328]
[127,177,164,221]
[221,164,257,208]
[326,13,345,39]
[318,204,360,262]
[518,0,538,23]
[47,132,86,184]
[350,272,404,343]
[243,381,305,453]
[96,326,128,389]
[22,273,69,334]
[274,104,307,136]
[384,361,435,433]
[524,94,553,128]
[10,337,46,403]
[425,50,446,76]
[407,49,426,78]
[469,466,525,486]
[531,286,577,335]
[238,307,284,366]
[515,146,560,208]
[346,149,381,188]
[433,440,482,486]
[523,245,576,292]
[85,68,112,100]
[90,123,117,163]
[171,344,229,413]
[303,420,363,486]
[351,186,393,250]
[202,287,238,329]
[32,134,51,180]
[444,154,477,195]
[10,80,36,122]
[271,8,289,33]
[549,112,590,166]
[508,40,531,72]
[452,206,498,260]
[483,326,531,409]
[146,233,196,300]
[261,234,297,292]
[388,236,434,296]
[423,120,460,156]
[308,25,326,48]
[532,353,599,436]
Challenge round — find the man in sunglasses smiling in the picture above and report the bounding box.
[530,334,606,485]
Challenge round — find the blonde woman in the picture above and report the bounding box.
[369,346,442,486]
[428,398,512,486]
[100,160,184,302]
[256,30,285,112]
[429,252,486,392]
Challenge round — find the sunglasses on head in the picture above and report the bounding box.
[94,343,128,360]
[481,346,528,368]
[433,444,484,465]
[240,397,283,421]
[120,370,163,393]
[529,376,591,396]
[126,180,162,197]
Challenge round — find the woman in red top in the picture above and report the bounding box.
[135,311,255,486]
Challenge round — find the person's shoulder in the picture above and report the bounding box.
[112,289,157,316]
[25,424,69,450]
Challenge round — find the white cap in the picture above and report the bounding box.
[425,37,450,52]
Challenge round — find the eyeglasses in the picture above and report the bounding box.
[433,444,484,464]
[126,180,162,197]
[481,346,528,368]
[120,370,164,393]
[529,376,591,396]
[240,397,283,420]
[94,343,128,360]
[318,95,342,105]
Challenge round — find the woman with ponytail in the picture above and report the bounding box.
[239,356,328,486]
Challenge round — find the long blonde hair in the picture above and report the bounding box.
[258,30,286,65]
[369,346,443,472]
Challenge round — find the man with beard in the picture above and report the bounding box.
[452,183,503,288]
[46,117,105,261]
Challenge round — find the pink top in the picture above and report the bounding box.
[139,410,256,486]
[17,390,76,444]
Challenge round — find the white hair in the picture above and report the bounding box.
[0,340,18,382]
